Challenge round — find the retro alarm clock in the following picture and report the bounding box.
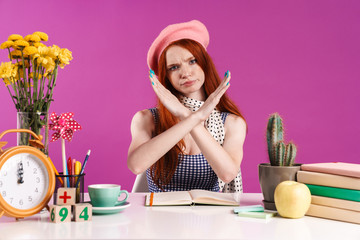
[0,129,55,219]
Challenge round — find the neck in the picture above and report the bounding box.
[182,88,206,101]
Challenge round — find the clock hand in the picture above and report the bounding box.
[18,161,24,184]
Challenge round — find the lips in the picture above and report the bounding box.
[181,80,196,86]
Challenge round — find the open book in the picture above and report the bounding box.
[145,190,240,206]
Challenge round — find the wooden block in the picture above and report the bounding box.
[73,203,92,222]
[49,205,72,223]
[56,188,76,205]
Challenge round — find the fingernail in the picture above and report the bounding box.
[226,82,229,86]
[150,69,155,74]
[224,71,228,77]
[152,81,154,85]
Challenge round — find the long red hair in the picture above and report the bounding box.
[150,39,246,189]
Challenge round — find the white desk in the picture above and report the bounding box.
[0,193,359,239]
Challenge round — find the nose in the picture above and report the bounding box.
[180,64,192,79]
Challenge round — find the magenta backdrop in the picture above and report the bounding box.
[1,0,359,193]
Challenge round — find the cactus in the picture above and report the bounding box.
[284,142,297,166]
[266,113,297,166]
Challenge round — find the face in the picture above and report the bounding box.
[165,45,205,100]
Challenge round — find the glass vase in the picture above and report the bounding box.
[17,112,49,156]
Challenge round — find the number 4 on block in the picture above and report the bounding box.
[73,203,92,222]
[50,205,71,223]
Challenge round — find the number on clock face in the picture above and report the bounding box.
[0,153,49,210]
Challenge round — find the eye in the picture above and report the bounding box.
[189,59,197,64]
[168,65,179,71]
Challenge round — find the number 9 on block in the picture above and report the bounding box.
[49,205,71,223]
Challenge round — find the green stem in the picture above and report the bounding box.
[6,84,17,108]
[46,64,58,112]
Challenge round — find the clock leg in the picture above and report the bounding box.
[46,205,50,212]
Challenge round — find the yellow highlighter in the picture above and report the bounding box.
[74,161,82,182]
[74,161,82,202]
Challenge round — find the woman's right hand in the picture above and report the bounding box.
[196,71,231,121]
[149,70,191,120]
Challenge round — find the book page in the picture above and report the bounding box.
[145,191,193,206]
[189,190,239,206]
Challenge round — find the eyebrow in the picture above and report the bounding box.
[167,56,195,68]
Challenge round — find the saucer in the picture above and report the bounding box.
[87,202,131,215]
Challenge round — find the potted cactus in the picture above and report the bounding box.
[258,113,301,210]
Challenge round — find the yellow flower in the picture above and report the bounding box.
[15,68,24,81]
[16,60,30,68]
[33,42,46,48]
[14,40,29,49]
[8,34,23,41]
[40,56,55,72]
[37,45,49,55]
[10,50,22,59]
[0,62,13,78]
[23,46,38,55]
[29,72,42,79]
[58,48,73,68]
[3,78,11,86]
[24,34,41,42]
[48,45,61,59]
[33,31,48,41]
[0,41,14,49]
[11,64,18,78]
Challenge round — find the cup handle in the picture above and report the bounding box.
[115,190,129,206]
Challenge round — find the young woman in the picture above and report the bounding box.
[128,20,247,192]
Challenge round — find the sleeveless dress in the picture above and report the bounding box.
[146,108,238,192]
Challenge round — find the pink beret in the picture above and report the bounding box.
[147,20,210,75]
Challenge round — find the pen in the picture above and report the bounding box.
[75,150,91,188]
[67,157,72,187]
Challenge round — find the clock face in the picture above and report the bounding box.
[0,153,49,210]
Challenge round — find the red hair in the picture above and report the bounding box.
[150,39,246,190]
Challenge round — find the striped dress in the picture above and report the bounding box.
[146,108,230,192]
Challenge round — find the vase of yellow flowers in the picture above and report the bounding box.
[0,31,73,155]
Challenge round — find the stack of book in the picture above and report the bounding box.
[297,162,360,224]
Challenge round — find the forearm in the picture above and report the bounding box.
[190,125,241,183]
[127,113,201,174]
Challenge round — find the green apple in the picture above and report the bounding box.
[274,180,311,219]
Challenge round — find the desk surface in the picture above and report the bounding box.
[0,193,359,239]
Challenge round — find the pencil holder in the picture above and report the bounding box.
[53,172,85,204]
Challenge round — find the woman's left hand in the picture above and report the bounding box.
[149,71,191,120]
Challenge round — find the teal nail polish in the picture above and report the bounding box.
[150,69,155,74]
[152,82,154,85]
[224,71,228,77]
[226,82,229,86]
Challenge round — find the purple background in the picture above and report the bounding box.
[1,0,359,193]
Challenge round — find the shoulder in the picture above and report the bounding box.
[224,113,246,132]
[131,109,155,131]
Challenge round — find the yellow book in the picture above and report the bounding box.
[306,204,360,224]
[145,190,239,206]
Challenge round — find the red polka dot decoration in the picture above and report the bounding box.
[49,112,82,142]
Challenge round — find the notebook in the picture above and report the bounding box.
[145,190,239,206]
